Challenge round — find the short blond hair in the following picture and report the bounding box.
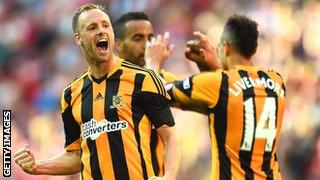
[72,3,107,33]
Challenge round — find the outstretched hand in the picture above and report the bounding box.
[14,145,39,175]
[185,31,220,71]
[145,32,174,72]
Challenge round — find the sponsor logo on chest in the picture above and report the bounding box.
[81,118,128,140]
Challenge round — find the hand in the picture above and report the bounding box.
[145,32,174,72]
[185,31,220,71]
[14,145,39,175]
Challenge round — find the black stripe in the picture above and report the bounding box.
[147,70,162,95]
[132,73,149,179]
[174,76,194,97]
[64,86,84,178]
[64,87,72,105]
[257,71,278,136]
[62,87,81,147]
[281,83,286,96]
[257,71,277,96]
[121,63,163,94]
[122,62,148,72]
[123,60,146,70]
[213,72,231,179]
[262,152,273,180]
[258,71,278,180]
[105,69,130,180]
[150,129,160,176]
[121,64,162,95]
[238,70,255,180]
[149,69,165,96]
[81,75,93,124]
[81,75,103,179]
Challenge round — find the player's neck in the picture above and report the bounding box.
[229,54,254,69]
[87,55,118,79]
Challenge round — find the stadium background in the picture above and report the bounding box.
[0,0,319,179]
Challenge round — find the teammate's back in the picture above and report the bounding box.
[215,66,285,179]
[164,14,286,179]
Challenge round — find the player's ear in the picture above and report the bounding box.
[74,33,82,46]
[115,38,124,52]
[223,41,229,57]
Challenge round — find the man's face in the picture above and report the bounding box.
[117,20,153,67]
[75,9,115,63]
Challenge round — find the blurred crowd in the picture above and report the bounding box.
[0,0,319,179]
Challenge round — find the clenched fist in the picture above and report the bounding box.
[14,145,39,175]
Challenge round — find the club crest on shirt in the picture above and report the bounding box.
[110,94,123,109]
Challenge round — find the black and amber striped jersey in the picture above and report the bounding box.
[167,65,286,180]
[60,57,175,180]
[149,69,182,176]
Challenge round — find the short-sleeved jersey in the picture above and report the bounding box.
[60,58,175,180]
[167,65,286,180]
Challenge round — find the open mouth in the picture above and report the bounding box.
[96,38,108,51]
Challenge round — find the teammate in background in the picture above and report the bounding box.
[13,3,180,180]
[113,12,175,176]
[114,12,178,81]
[161,15,286,179]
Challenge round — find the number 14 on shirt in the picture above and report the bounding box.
[240,97,277,152]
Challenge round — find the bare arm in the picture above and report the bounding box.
[14,145,81,175]
[153,125,180,180]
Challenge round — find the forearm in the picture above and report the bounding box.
[35,151,81,175]
[162,130,181,179]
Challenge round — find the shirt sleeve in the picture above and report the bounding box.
[61,88,81,151]
[138,70,175,128]
[167,71,223,108]
[159,69,182,82]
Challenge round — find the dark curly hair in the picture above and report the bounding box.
[114,12,150,40]
[222,15,259,59]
